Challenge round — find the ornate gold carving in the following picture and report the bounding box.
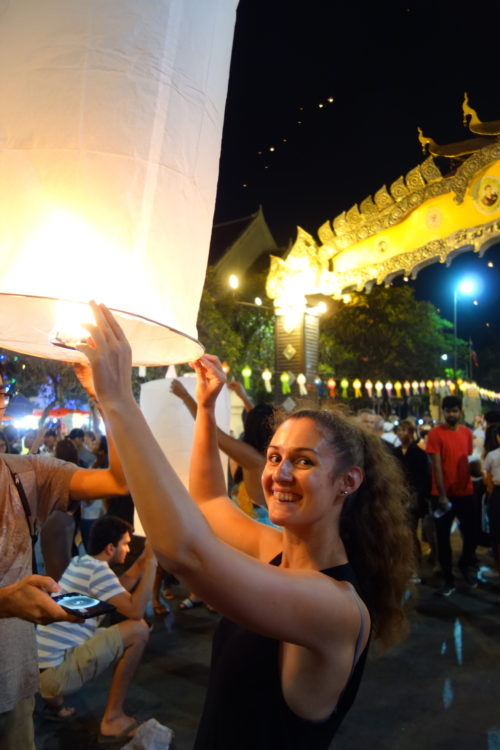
[326,218,500,297]
[332,212,347,235]
[449,142,500,203]
[359,195,378,215]
[390,176,409,201]
[463,92,500,136]
[374,186,393,210]
[319,142,500,252]
[420,156,442,183]
[321,156,449,251]
[317,220,336,248]
[405,165,426,191]
[346,204,362,225]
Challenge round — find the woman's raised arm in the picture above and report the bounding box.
[187,356,278,558]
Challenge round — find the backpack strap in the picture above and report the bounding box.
[7,466,38,574]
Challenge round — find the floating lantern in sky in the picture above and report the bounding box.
[0,0,238,364]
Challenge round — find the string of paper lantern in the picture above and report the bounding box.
[213,364,500,403]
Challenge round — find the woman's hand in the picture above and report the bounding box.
[191,354,226,410]
[170,379,190,402]
[76,301,134,408]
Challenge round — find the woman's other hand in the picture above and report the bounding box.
[170,378,190,402]
[191,354,226,410]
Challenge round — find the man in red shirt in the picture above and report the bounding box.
[426,396,475,595]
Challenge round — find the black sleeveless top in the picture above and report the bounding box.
[193,555,370,750]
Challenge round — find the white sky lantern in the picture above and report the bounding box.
[0,0,238,364]
[137,374,230,536]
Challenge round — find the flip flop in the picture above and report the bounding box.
[179,597,203,610]
[97,719,139,744]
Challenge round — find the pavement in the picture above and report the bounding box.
[34,541,500,750]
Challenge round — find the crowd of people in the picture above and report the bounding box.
[0,303,498,749]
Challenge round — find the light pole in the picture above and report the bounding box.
[453,279,475,379]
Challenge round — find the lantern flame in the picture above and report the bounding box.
[49,300,95,350]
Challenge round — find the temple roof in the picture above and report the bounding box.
[211,205,277,279]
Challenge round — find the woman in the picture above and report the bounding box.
[81,303,415,749]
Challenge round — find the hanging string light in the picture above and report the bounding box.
[296,373,307,396]
[280,372,291,394]
[262,368,272,393]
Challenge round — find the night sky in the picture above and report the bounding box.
[212,0,500,350]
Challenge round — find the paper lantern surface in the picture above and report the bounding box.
[136,374,230,536]
[0,0,238,364]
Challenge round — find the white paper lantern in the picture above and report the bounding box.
[136,374,230,535]
[0,0,238,364]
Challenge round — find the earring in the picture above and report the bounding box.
[341,490,349,495]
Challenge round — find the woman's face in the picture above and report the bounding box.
[262,417,344,528]
[0,437,7,453]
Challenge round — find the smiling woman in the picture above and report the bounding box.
[81,303,415,750]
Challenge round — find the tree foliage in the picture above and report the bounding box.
[195,267,275,393]
[1,352,88,412]
[319,285,468,380]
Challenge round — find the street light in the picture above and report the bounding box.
[453,278,475,379]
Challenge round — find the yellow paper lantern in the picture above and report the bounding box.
[0,0,238,364]
[353,378,362,398]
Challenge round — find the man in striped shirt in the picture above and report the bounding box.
[37,515,156,742]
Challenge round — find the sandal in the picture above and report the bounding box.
[179,596,203,610]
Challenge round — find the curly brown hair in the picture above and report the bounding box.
[275,407,415,649]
